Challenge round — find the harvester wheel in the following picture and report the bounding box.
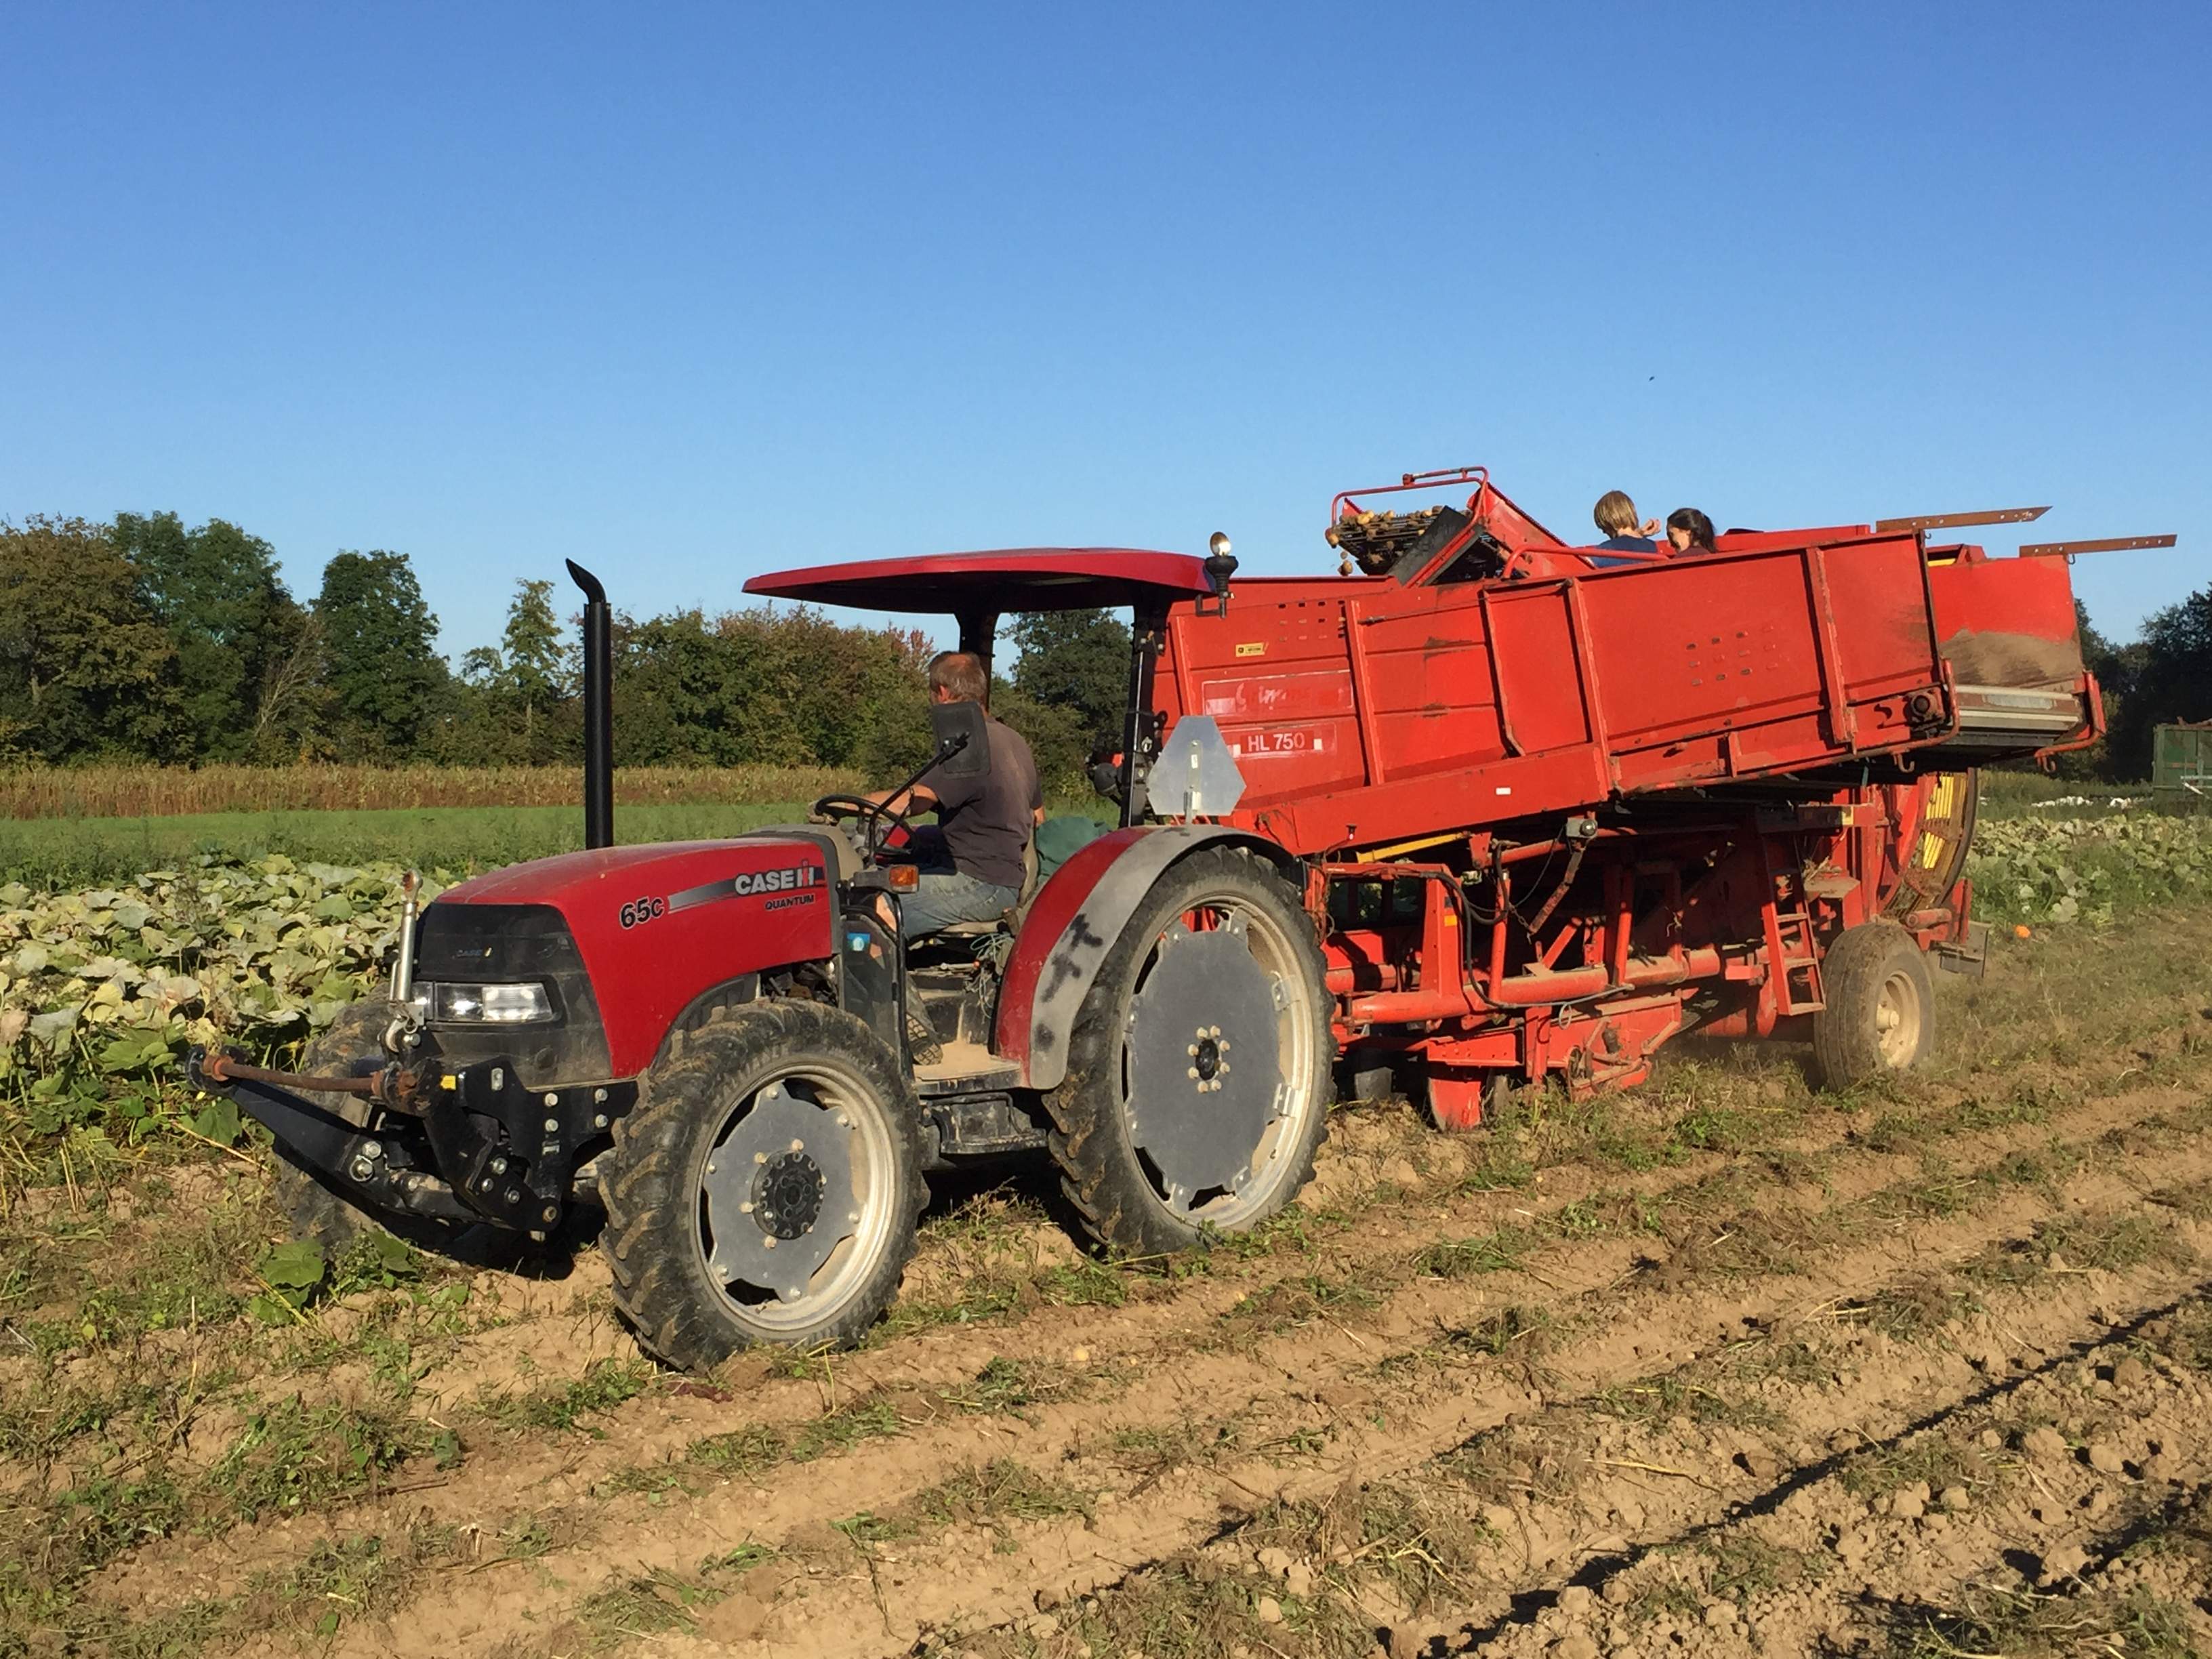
[268,1001,457,1252]
[1811,922,1935,1089]
[601,999,926,1369]
[1045,845,1334,1258]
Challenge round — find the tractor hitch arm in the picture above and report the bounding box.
[186,1046,476,1225]
[194,1048,424,1111]
[188,1046,636,1236]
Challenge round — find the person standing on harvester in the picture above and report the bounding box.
[1587,490,1662,568]
[869,650,1042,938]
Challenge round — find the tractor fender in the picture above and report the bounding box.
[997,825,1297,1090]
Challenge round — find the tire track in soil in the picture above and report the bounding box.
[1341,1262,2212,1657]
[91,1017,2196,1618]
[548,1129,2212,1659]
[96,918,2203,1499]
[989,1247,2212,1659]
[160,1081,2212,1659]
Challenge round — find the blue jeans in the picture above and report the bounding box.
[901,870,1019,938]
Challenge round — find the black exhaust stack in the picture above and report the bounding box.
[567,560,614,851]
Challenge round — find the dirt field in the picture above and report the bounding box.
[6,907,2211,1658]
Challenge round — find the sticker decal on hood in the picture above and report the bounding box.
[668,863,824,912]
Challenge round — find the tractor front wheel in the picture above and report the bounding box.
[1045,845,1334,1258]
[1811,921,1935,1089]
[600,1000,927,1369]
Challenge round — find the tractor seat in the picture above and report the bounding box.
[929,838,1040,939]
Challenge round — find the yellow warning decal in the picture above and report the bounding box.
[1235,642,1267,658]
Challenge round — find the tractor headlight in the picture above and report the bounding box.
[426,981,557,1025]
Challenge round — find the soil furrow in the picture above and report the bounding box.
[90,1042,2208,1618]
[194,1088,2212,1659]
[940,1219,2212,1659]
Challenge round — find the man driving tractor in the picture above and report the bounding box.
[867,650,1043,938]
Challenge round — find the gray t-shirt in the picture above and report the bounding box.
[928,716,1042,890]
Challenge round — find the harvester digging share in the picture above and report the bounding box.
[191,468,2108,1369]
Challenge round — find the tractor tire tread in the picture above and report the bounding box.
[655,992,754,1069]
[602,998,926,1370]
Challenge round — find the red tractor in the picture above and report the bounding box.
[191,471,2105,1368]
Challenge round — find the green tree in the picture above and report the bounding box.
[609,609,781,766]
[0,518,181,761]
[447,579,574,764]
[502,579,566,705]
[729,607,932,771]
[249,609,331,762]
[1006,608,1130,747]
[2110,586,2212,780]
[991,682,1088,797]
[2046,598,2129,781]
[2075,597,2126,693]
[114,512,302,760]
[607,605,934,773]
[499,578,568,758]
[312,550,447,758]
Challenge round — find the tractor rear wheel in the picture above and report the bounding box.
[1811,921,1935,1089]
[269,1001,458,1253]
[1045,845,1334,1259]
[600,1000,927,1369]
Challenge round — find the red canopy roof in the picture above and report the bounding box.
[743,549,1216,613]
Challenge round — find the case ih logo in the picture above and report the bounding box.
[621,863,825,929]
[718,865,821,899]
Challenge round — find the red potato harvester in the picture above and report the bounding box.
[190,468,2156,1368]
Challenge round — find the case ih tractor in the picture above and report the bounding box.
[191,469,2110,1370]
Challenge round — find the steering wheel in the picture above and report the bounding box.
[811,793,909,859]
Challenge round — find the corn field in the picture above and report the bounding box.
[0,764,861,820]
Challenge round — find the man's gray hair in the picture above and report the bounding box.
[928,650,989,705]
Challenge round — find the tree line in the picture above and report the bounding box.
[0,514,1132,790]
[1,512,2201,785]
[2054,596,2212,783]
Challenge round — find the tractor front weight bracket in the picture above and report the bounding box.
[438,1059,636,1231]
[188,1046,634,1235]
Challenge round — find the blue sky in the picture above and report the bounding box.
[3,2,2205,658]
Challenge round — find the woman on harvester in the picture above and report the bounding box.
[1666,507,1720,556]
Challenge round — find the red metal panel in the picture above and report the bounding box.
[990,827,1152,1074]
[1248,745,1614,854]
[1484,587,1595,753]
[1339,596,1383,785]
[1803,547,1861,750]
[1927,554,2086,686]
[1166,594,1366,804]
[438,840,835,1078]
[1816,534,1949,698]
[1195,668,1359,725]
[1610,704,1894,790]
[1574,555,1820,743]
[1564,536,1940,753]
